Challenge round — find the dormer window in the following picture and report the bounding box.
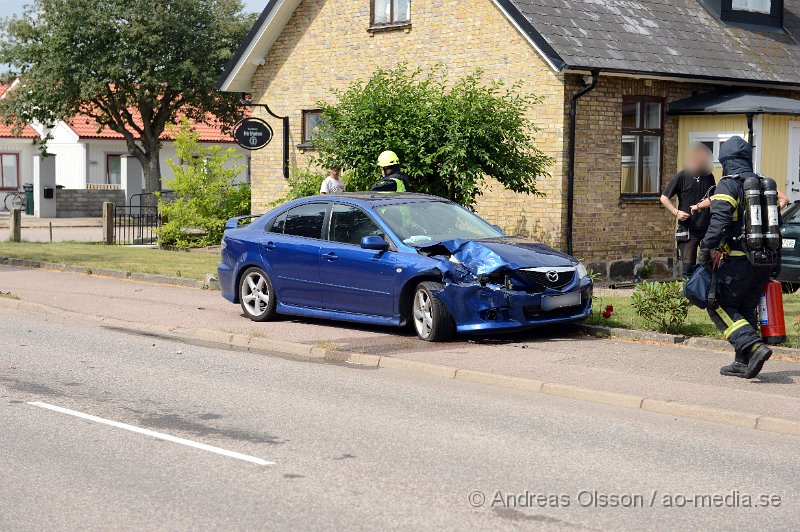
[717,0,783,28]
[732,0,771,13]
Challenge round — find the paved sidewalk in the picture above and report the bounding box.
[2,264,799,423]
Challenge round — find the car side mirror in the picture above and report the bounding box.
[361,235,389,251]
[492,224,505,235]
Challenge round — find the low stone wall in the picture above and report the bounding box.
[55,189,126,218]
[587,256,676,282]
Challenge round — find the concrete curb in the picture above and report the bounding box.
[579,324,687,344]
[2,296,799,437]
[0,256,220,290]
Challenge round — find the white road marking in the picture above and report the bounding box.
[28,401,274,466]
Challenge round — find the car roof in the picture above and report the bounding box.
[306,192,448,206]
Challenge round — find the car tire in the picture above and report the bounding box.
[782,282,799,294]
[239,267,277,322]
[412,281,455,342]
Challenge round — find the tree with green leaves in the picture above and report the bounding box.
[0,0,254,197]
[158,119,250,248]
[313,65,553,208]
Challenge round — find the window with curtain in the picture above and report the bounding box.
[621,97,663,195]
[0,153,19,190]
[372,0,410,26]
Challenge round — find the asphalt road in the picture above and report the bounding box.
[1,307,798,531]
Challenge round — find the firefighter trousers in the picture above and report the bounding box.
[707,256,770,363]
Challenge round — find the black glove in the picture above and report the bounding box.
[698,247,712,269]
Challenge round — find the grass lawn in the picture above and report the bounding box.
[0,241,219,281]
[588,292,800,349]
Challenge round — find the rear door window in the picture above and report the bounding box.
[282,203,328,239]
[267,212,287,233]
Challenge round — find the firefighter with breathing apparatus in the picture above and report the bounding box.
[698,136,785,379]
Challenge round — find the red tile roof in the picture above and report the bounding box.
[0,83,39,138]
[0,123,40,139]
[66,112,234,143]
[0,79,234,142]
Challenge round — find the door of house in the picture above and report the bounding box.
[788,122,800,203]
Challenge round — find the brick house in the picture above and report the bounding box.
[217,0,800,278]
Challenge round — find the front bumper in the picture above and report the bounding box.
[432,279,593,334]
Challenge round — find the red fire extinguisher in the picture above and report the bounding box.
[759,280,786,345]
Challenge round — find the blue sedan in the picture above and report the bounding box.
[218,193,592,341]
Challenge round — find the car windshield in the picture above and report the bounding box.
[374,201,503,247]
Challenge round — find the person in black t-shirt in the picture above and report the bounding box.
[660,143,716,277]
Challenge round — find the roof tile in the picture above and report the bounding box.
[509,0,800,84]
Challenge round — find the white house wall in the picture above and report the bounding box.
[0,138,36,209]
[0,139,35,185]
[46,122,85,189]
[48,142,87,189]
[83,140,249,189]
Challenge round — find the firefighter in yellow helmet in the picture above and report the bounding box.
[371,150,412,192]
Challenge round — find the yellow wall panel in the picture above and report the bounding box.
[677,115,748,179]
[677,114,794,192]
[759,115,791,191]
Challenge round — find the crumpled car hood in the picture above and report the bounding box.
[419,237,576,276]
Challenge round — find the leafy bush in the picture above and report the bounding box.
[158,120,250,248]
[271,165,327,206]
[631,281,691,334]
[313,64,552,209]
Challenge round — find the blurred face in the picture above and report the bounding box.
[687,146,712,175]
[329,168,341,180]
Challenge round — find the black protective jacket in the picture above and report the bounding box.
[371,170,412,192]
[701,137,755,252]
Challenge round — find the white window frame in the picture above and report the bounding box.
[731,0,771,14]
[621,134,639,194]
[372,0,411,26]
[0,152,20,190]
[105,153,126,185]
[688,131,746,166]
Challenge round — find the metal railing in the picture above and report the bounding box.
[113,203,161,245]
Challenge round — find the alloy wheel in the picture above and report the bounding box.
[413,290,433,339]
[241,271,270,317]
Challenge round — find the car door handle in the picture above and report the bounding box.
[263,241,277,251]
[322,252,338,262]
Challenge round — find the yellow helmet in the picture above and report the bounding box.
[377,150,400,167]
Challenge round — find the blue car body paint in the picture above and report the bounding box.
[219,193,592,334]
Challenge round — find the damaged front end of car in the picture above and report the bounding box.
[418,239,593,333]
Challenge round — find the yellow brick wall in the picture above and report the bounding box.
[249,0,569,248]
